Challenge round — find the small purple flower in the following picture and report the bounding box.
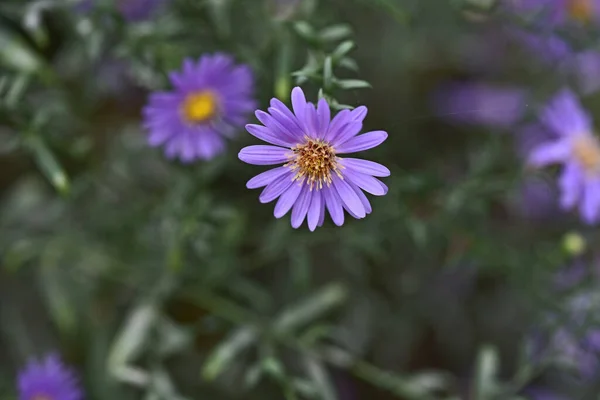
[512,176,559,221]
[528,89,600,224]
[504,0,600,27]
[238,87,389,231]
[524,386,570,400]
[143,54,256,162]
[18,354,82,400]
[77,0,166,21]
[432,82,528,129]
[531,291,600,379]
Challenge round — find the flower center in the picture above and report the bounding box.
[568,0,593,23]
[286,137,341,190]
[181,91,217,124]
[572,134,600,173]
[32,395,51,400]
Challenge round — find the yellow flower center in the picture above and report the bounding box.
[286,137,342,190]
[181,91,217,124]
[572,134,600,174]
[32,395,51,400]
[568,0,593,23]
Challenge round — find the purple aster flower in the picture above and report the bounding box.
[432,82,528,129]
[238,87,389,231]
[143,54,256,162]
[573,50,600,95]
[530,290,600,379]
[504,0,600,27]
[502,0,600,66]
[528,89,600,224]
[524,386,570,400]
[18,353,82,400]
[77,0,166,21]
[511,176,560,221]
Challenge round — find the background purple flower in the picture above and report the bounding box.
[524,386,570,400]
[528,89,600,224]
[530,291,600,380]
[432,82,528,129]
[18,353,82,400]
[239,87,389,231]
[77,0,167,21]
[143,53,256,162]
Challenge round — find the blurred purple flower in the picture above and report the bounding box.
[528,89,600,224]
[532,290,600,379]
[514,123,557,161]
[238,87,390,230]
[432,82,528,129]
[574,51,600,95]
[503,0,600,27]
[143,53,256,162]
[512,176,560,221]
[77,0,166,21]
[18,353,82,400]
[524,386,570,400]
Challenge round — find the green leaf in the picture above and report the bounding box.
[107,303,159,375]
[472,345,500,400]
[335,79,372,90]
[273,283,348,334]
[331,40,355,60]
[0,25,45,75]
[323,56,333,92]
[201,326,258,381]
[23,135,69,195]
[293,21,316,42]
[318,24,352,42]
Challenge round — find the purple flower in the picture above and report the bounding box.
[18,354,82,400]
[238,87,389,231]
[573,51,600,95]
[143,54,256,162]
[524,386,569,400]
[531,291,600,379]
[77,0,166,21]
[432,82,527,129]
[528,89,600,224]
[512,176,559,221]
[504,0,600,27]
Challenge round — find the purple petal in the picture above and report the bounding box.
[246,166,291,189]
[274,181,303,218]
[316,98,331,139]
[291,87,307,122]
[340,158,390,177]
[332,177,366,218]
[304,103,319,139]
[350,106,368,122]
[255,111,299,144]
[238,145,292,165]
[581,179,600,224]
[335,131,388,154]
[344,170,387,196]
[331,122,363,147]
[245,124,295,147]
[348,181,372,214]
[307,191,323,231]
[267,107,304,140]
[259,172,294,203]
[528,140,570,167]
[324,110,352,142]
[542,89,593,137]
[560,162,583,209]
[323,186,344,226]
[317,196,326,226]
[291,185,313,228]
